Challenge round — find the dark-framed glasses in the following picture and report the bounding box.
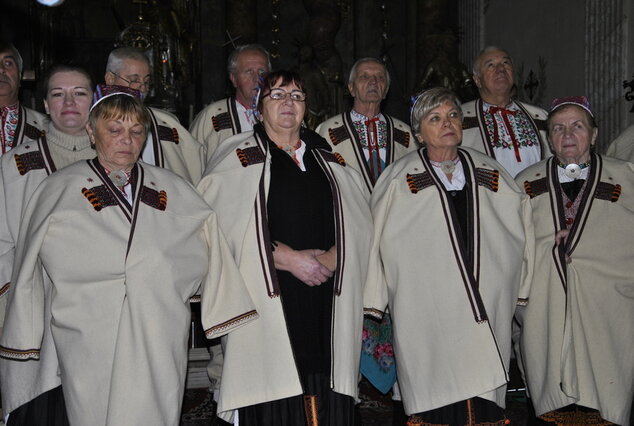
[264,88,306,102]
[111,72,152,89]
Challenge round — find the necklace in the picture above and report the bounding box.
[107,169,131,187]
[277,140,302,157]
[430,157,459,174]
[557,159,590,179]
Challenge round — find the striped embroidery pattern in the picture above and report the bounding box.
[24,123,44,140]
[236,146,265,167]
[475,168,500,192]
[327,125,351,146]
[81,185,119,211]
[211,112,233,131]
[0,346,40,361]
[157,125,179,144]
[140,186,167,211]
[523,177,548,198]
[406,171,433,194]
[393,127,410,147]
[14,151,46,175]
[594,182,621,202]
[321,151,346,166]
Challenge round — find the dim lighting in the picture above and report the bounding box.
[36,0,65,6]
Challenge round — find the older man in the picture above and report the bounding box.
[0,42,46,155]
[189,44,270,164]
[316,58,416,193]
[462,46,549,177]
[105,47,204,184]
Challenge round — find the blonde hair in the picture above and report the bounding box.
[89,94,150,135]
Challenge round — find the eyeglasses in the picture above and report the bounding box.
[263,88,306,102]
[110,72,151,89]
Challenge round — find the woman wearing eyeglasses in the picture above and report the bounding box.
[198,70,374,425]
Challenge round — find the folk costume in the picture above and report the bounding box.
[0,159,257,426]
[605,124,634,162]
[0,121,95,422]
[0,104,46,155]
[198,124,373,424]
[190,97,257,164]
[461,99,549,177]
[144,107,205,184]
[516,154,634,426]
[364,147,533,422]
[316,112,415,393]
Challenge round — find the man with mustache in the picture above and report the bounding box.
[105,47,204,184]
[461,46,550,177]
[0,42,46,156]
[189,44,271,165]
[317,57,416,193]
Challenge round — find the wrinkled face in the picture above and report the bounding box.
[474,49,514,101]
[0,49,20,105]
[418,100,463,151]
[105,58,151,96]
[548,105,596,164]
[44,71,92,136]
[87,116,147,172]
[230,50,269,107]
[348,61,388,106]
[261,79,306,133]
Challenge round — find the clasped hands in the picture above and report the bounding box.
[272,241,336,287]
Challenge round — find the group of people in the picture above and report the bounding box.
[0,39,631,426]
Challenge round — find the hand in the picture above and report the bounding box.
[272,241,333,286]
[316,245,337,272]
[555,229,572,264]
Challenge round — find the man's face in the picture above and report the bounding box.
[230,50,269,107]
[473,49,514,102]
[348,61,389,107]
[105,58,151,97]
[0,50,20,105]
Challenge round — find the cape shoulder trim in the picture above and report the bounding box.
[327,122,351,146]
[81,185,120,211]
[140,186,168,210]
[157,125,179,144]
[523,176,548,198]
[23,122,44,140]
[211,98,239,132]
[462,116,480,129]
[406,171,433,193]
[14,150,46,175]
[474,168,500,192]
[594,181,621,202]
[320,151,346,166]
[236,145,266,167]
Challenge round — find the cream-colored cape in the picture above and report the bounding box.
[0,160,256,426]
[364,147,534,415]
[147,107,205,184]
[197,130,373,417]
[461,99,550,171]
[189,98,244,164]
[316,112,417,192]
[516,155,634,426]
[605,124,634,162]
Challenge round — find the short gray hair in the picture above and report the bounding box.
[0,42,23,75]
[348,57,391,88]
[227,44,271,76]
[472,46,512,76]
[106,47,151,74]
[410,87,462,135]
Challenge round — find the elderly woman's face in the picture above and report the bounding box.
[261,78,306,132]
[418,100,462,151]
[548,106,597,164]
[44,71,92,136]
[88,115,146,172]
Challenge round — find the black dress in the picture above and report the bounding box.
[238,126,355,426]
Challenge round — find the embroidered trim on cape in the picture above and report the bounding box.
[406,171,433,193]
[236,146,265,167]
[0,282,9,297]
[523,177,548,198]
[462,116,479,129]
[140,186,167,210]
[517,298,528,306]
[204,310,258,337]
[393,127,410,147]
[475,168,499,192]
[534,118,547,132]
[81,185,119,211]
[157,125,179,144]
[327,125,351,145]
[363,307,384,320]
[303,395,319,426]
[594,182,621,202]
[23,123,44,140]
[0,346,40,361]
[189,295,201,303]
[14,151,46,175]
[321,151,346,166]
[211,112,233,131]
[538,408,614,425]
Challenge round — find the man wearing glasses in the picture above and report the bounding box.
[104,47,204,184]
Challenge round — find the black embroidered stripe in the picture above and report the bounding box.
[81,185,119,211]
[236,146,265,167]
[211,112,233,131]
[393,128,410,147]
[23,123,44,140]
[523,177,548,198]
[140,186,167,210]
[327,125,351,146]
[14,151,46,175]
[321,151,346,166]
[462,116,479,129]
[406,171,433,193]
[594,182,621,202]
[475,168,499,192]
[157,125,179,144]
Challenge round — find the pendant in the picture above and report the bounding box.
[564,163,582,179]
[108,170,129,187]
[440,160,456,174]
